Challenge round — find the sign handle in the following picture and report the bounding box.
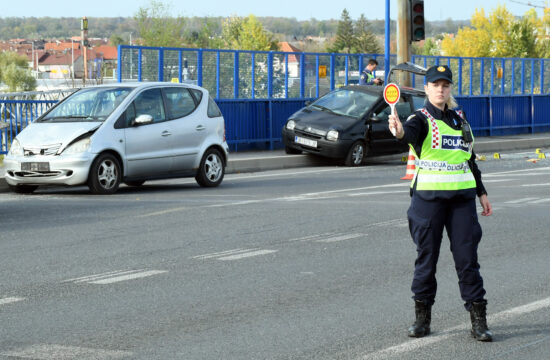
[390,104,396,136]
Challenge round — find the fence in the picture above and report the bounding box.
[117,45,550,98]
[2,46,550,154]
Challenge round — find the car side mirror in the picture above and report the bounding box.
[304,100,311,106]
[369,115,381,123]
[133,114,153,126]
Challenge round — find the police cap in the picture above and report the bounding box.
[425,65,453,84]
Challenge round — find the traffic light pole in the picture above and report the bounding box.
[384,0,390,84]
[397,0,411,86]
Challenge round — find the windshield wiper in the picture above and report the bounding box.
[311,104,338,115]
[41,115,98,122]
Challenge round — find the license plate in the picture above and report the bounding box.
[21,162,50,171]
[295,136,317,148]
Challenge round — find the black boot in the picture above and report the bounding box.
[408,300,431,337]
[469,301,493,342]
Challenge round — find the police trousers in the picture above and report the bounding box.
[407,194,486,309]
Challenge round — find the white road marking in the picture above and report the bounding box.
[137,206,187,217]
[193,248,278,261]
[485,166,550,177]
[483,179,516,183]
[0,297,25,306]
[521,183,550,187]
[360,297,550,360]
[530,198,550,204]
[226,166,362,181]
[218,249,278,261]
[88,270,167,285]
[315,233,365,243]
[192,248,257,260]
[65,269,167,285]
[2,344,132,359]
[504,197,539,204]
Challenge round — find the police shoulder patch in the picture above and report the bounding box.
[406,114,416,122]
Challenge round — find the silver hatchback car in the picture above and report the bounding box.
[4,82,229,194]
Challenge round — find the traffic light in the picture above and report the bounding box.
[410,0,425,42]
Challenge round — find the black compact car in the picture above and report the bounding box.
[282,63,427,166]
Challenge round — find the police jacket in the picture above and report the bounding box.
[359,69,375,85]
[400,101,488,200]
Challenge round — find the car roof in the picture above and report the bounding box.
[85,81,207,92]
[339,85,425,97]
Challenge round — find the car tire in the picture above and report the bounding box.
[125,180,145,187]
[195,148,225,187]
[344,140,366,166]
[87,153,121,195]
[285,146,302,155]
[8,184,38,194]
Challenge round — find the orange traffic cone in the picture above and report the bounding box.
[401,148,416,180]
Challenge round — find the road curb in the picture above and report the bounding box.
[2,133,550,193]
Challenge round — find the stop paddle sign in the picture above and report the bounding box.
[383,83,401,136]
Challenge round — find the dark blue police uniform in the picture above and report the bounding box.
[402,102,488,309]
[398,65,492,341]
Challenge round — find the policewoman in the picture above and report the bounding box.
[388,65,493,342]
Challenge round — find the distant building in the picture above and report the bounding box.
[278,42,303,78]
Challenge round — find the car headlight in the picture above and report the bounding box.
[7,139,23,156]
[326,130,339,141]
[63,137,91,154]
[286,120,296,130]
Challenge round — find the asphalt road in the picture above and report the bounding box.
[0,153,549,360]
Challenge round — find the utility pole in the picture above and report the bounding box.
[81,16,88,86]
[397,0,411,86]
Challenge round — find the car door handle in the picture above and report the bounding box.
[195,125,206,131]
[161,130,172,137]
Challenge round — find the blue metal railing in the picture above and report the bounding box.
[118,45,550,98]
[0,100,57,154]
[2,94,549,154]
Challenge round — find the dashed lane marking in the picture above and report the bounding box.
[359,297,550,360]
[218,249,278,261]
[530,198,550,204]
[504,197,539,204]
[521,183,550,187]
[0,297,25,306]
[1,344,132,359]
[192,248,278,261]
[315,233,365,243]
[64,269,167,285]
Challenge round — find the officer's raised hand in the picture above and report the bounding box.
[388,112,404,139]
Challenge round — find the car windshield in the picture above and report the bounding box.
[39,87,133,123]
[310,89,378,119]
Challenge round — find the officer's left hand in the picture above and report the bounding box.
[479,194,493,216]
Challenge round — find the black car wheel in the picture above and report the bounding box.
[285,146,302,155]
[196,148,225,187]
[9,184,38,194]
[344,140,366,166]
[87,153,121,195]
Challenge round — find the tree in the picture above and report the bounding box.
[109,34,125,46]
[412,38,440,56]
[0,52,36,92]
[187,18,224,49]
[441,5,540,58]
[352,14,381,54]
[134,0,186,47]
[327,9,355,53]
[221,15,278,51]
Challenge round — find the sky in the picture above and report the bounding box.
[0,0,546,21]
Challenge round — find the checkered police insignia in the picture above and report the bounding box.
[437,66,446,72]
[420,108,440,149]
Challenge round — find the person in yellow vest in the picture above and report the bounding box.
[388,65,493,342]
